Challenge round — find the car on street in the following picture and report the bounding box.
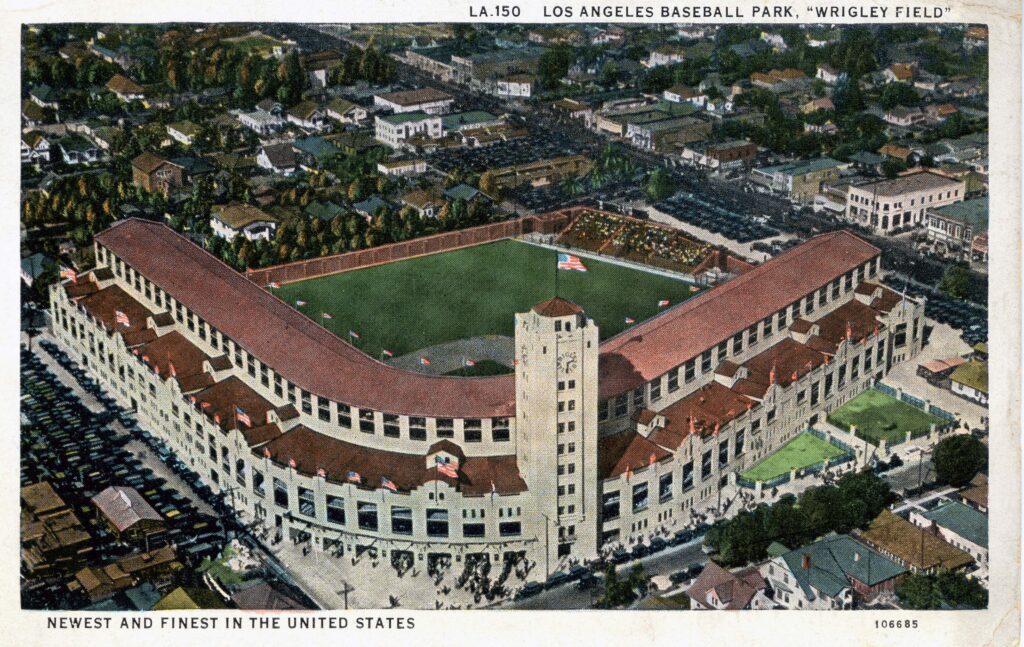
[515,582,544,600]
[545,571,572,589]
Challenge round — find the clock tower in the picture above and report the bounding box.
[515,297,600,571]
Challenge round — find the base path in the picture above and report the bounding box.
[389,335,514,375]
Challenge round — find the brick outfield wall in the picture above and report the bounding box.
[244,208,581,287]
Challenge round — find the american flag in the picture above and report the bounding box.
[347,470,362,484]
[435,456,458,478]
[214,413,221,425]
[464,358,476,367]
[288,457,297,469]
[268,281,280,289]
[419,357,431,366]
[690,285,700,292]
[60,267,78,283]
[322,312,333,320]
[557,253,588,272]
[380,476,398,492]
[382,349,394,357]
[235,406,252,427]
[168,360,177,378]
[115,310,130,326]
[317,467,326,478]
[657,299,670,307]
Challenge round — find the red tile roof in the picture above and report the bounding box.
[812,300,882,346]
[598,231,879,400]
[533,296,583,317]
[95,219,516,418]
[75,284,154,340]
[261,425,527,495]
[192,376,275,432]
[686,561,766,610]
[734,338,829,397]
[598,431,672,480]
[136,331,212,383]
[651,381,756,448]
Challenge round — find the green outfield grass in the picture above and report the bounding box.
[741,432,847,482]
[827,389,945,445]
[274,240,701,360]
[443,360,512,377]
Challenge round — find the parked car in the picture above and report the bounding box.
[515,582,544,600]
[545,571,572,589]
[649,537,668,553]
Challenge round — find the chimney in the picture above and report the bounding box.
[802,554,811,570]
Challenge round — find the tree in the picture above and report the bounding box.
[932,435,986,487]
[897,573,942,609]
[878,83,922,110]
[537,44,575,91]
[939,262,972,300]
[644,168,676,201]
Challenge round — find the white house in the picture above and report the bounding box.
[948,360,988,405]
[237,109,286,135]
[256,143,297,176]
[374,112,443,149]
[496,75,534,99]
[167,121,201,146]
[325,98,367,124]
[910,501,988,566]
[376,159,427,176]
[57,134,100,165]
[21,131,50,164]
[816,64,846,85]
[210,204,280,242]
[286,101,329,132]
[663,84,708,107]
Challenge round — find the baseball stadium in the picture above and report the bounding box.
[48,206,927,590]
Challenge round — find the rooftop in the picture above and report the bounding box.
[950,360,988,394]
[376,88,453,107]
[931,197,988,232]
[212,203,279,230]
[780,534,905,599]
[857,509,974,571]
[851,171,964,197]
[919,500,988,548]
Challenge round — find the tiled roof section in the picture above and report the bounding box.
[91,486,162,532]
[177,372,215,394]
[239,423,283,447]
[686,561,766,610]
[192,376,276,432]
[66,280,100,299]
[652,382,756,448]
[812,300,882,346]
[74,284,154,340]
[212,203,278,230]
[781,534,905,599]
[790,318,814,334]
[857,509,973,572]
[598,431,672,480]
[261,425,527,495]
[734,338,829,398]
[136,331,211,382]
[533,296,583,317]
[132,151,173,175]
[919,500,988,548]
[960,473,988,510]
[261,143,296,168]
[106,73,144,95]
[598,231,879,399]
[94,219,516,418]
[377,88,453,106]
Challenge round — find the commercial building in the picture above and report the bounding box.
[750,157,848,203]
[49,215,923,576]
[909,501,988,566]
[374,112,444,149]
[845,171,966,236]
[925,197,988,262]
[374,88,454,115]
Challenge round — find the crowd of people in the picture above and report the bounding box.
[558,210,713,273]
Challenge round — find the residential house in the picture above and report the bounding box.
[925,103,959,122]
[21,131,50,164]
[22,99,49,127]
[325,97,367,124]
[685,561,773,610]
[105,74,145,103]
[760,534,906,609]
[236,109,286,135]
[948,360,988,405]
[856,509,974,574]
[552,98,594,128]
[376,158,426,176]
[760,32,788,51]
[884,106,927,127]
[29,84,61,110]
[963,25,989,49]
[816,64,846,85]
[444,183,485,205]
[883,63,915,84]
[256,143,298,176]
[132,152,184,196]
[845,171,966,235]
[909,501,988,566]
[91,486,165,549]
[302,50,344,88]
[925,197,988,262]
[374,88,454,115]
[441,111,503,133]
[663,85,708,107]
[645,45,687,68]
[375,112,444,149]
[750,69,809,93]
[878,143,915,163]
[57,134,100,165]
[804,121,839,136]
[352,196,389,219]
[21,482,91,577]
[802,98,835,114]
[401,190,442,218]
[959,474,988,513]
[750,157,848,203]
[20,253,53,287]
[286,101,328,131]
[166,121,201,146]
[210,203,280,242]
[73,546,180,603]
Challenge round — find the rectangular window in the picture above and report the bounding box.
[719,441,730,466]
[767,408,776,424]
[492,417,510,442]
[326,496,345,525]
[748,324,758,345]
[735,429,745,456]
[701,449,713,480]
[810,381,820,406]
[357,502,378,531]
[717,342,728,362]
[253,470,265,497]
[683,462,694,490]
[701,350,712,373]
[337,403,352,428]
[463,523,485,538]
[732,332,743,354]
[659,473,673,503]
[499,522,521,537]
[301,391,312,415]
[437,418,454,439]
[426,509,449,538]
[650,380,662,402]
[464,419,482,443]
[273,477,288,508]
[632,482,649,512]
[410,416,427,441]
[668,370,680,392]
[359,410,375,433]
[632,388,644,409]
[318,400,330,422]
[685,360,696,382]
[383,414,400,438]
[391,506,413,535]
[602,491,620,520]
[297,487,316,518]
[614,394,628,417]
